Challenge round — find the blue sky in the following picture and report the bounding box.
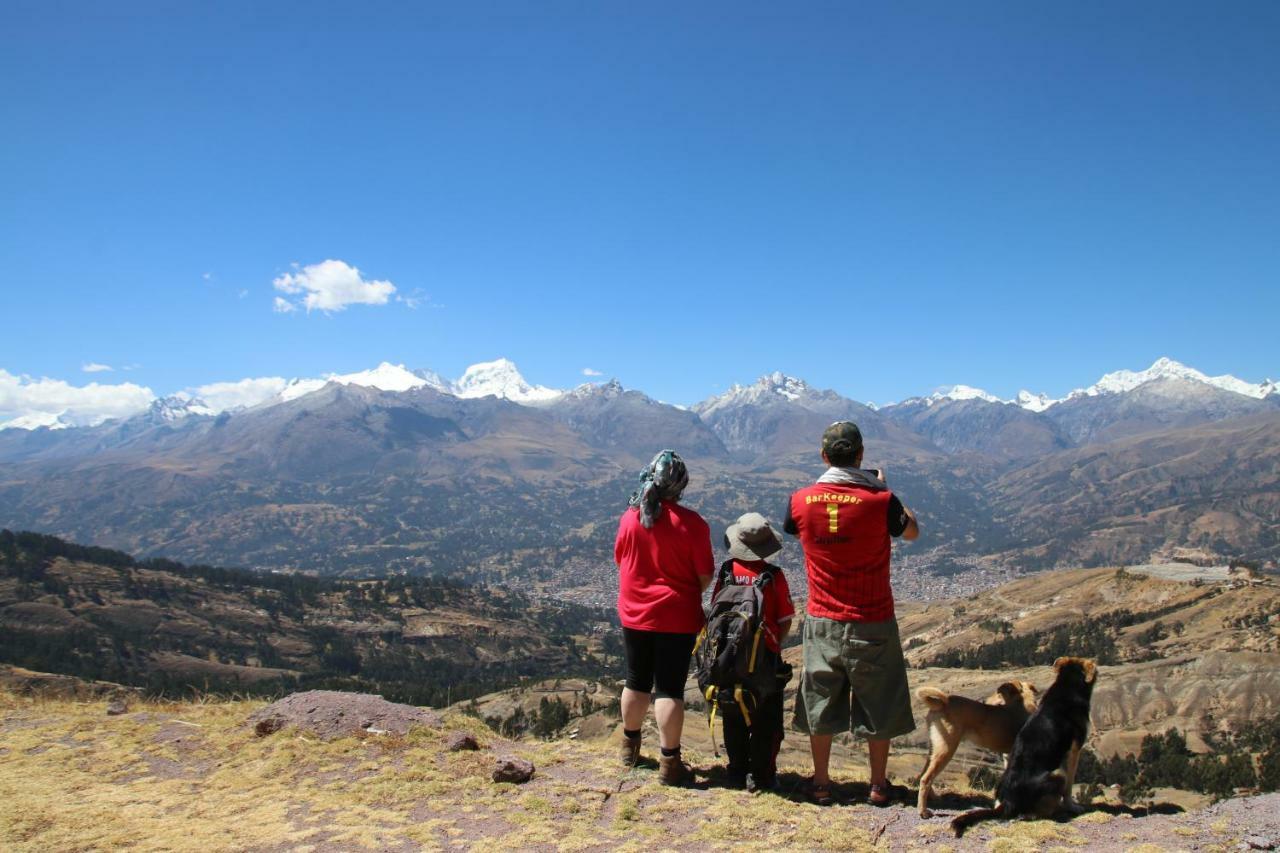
[2,1,1278,411]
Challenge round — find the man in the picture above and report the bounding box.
[784,421,919,806]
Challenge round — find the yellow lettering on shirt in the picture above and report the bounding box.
[805,492,864,505]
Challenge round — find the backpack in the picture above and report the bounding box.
[692,560,778,755]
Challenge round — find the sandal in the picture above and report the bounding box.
[808,780,834,806]
[868,782,904,807]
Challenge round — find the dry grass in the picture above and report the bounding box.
[0,688,1227,852]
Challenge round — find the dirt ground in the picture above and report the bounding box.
[2,690,1277,852]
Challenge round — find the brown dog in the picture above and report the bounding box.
[916,680,1040,817]
[952,657,1098,837]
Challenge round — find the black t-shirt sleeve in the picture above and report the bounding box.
[887,494,910,538]
[782,496,798,536]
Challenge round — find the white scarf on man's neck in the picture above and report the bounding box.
[816,466,886,490]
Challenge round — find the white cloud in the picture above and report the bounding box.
[272,259,396,313]
[82,362,114,373]
[0,369,155,430]
[190,377,289,412]
[273,296,296,313]
[582,368,603,377]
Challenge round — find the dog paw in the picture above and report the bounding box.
[920,807,934,819]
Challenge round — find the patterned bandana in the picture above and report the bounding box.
[629,449,690,528]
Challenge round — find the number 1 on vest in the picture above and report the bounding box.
[825,503,839,533]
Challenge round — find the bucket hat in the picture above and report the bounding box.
[724,512,783,562]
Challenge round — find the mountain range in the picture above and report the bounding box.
[0,357,1276,586]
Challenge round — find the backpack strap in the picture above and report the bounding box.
[715,559,735,592]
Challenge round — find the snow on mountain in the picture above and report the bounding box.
[146,394,216,422]
[1015,390,1055,413]
[331,362,435,393]
[275,362,443,403]
[278,377,329,402]
[561,378,626,401]
[1068,357,1276,401]
[411,368,452,393]
[926,384,1006,405]
[0,411,73,431]
[453,358,562,403]
[694,371,816,416]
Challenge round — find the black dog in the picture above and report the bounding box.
[952,657,1097,837]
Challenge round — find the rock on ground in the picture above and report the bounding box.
[247,690,441,739]
[446,732,480,752]
[492,755,535,783]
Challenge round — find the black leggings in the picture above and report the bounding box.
[622,627,697,700]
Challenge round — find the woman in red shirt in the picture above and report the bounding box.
[615,449,714,785]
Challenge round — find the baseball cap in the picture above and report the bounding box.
[822,421,863,458]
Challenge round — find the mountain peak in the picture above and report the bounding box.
[147,394,215,422]
[1080,357,1273,400]
[693,372,812,415]
[454,359,562,403]
[927,384,1005,405]
[1015,390,1055,413]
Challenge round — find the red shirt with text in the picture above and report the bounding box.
[786,483,900,622]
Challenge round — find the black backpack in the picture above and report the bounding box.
[693,560,778,753]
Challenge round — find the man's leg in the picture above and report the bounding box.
[653,696,684,750]
[868,738,890,787]
[810,733,834,786]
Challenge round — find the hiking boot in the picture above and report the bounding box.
[618,730,641,768]
[658,753,691,786]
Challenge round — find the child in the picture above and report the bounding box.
[715,511,796,792]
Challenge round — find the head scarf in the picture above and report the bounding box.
[628,449,689,529]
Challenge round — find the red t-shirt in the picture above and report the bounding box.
[786,482,899,622]
[615,501,715,634]
[713,559,796,653]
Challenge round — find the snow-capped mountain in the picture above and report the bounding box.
[1071,357,1277,401]
[692,371,918,460]
[1006,357,1278,413]
[1,355,1274,435]
[277,362,446,403]
[924,384,1005,406]
[694,371,848,418]
[0,411,73,431]
[560,377,626,402]
[146,395,216,422]
[453,358,562,403]
[1015,390,1055,413]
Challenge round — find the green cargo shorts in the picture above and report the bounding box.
[793,616,916,740]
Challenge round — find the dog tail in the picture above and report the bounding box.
[916,686,949,710]
[951,805,1003,837]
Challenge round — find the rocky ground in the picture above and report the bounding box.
[2,688,1278,851]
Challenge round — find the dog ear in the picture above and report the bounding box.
[1080,659,1097,683]
[996,681,1020,697]
[1053,656,1071,671]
